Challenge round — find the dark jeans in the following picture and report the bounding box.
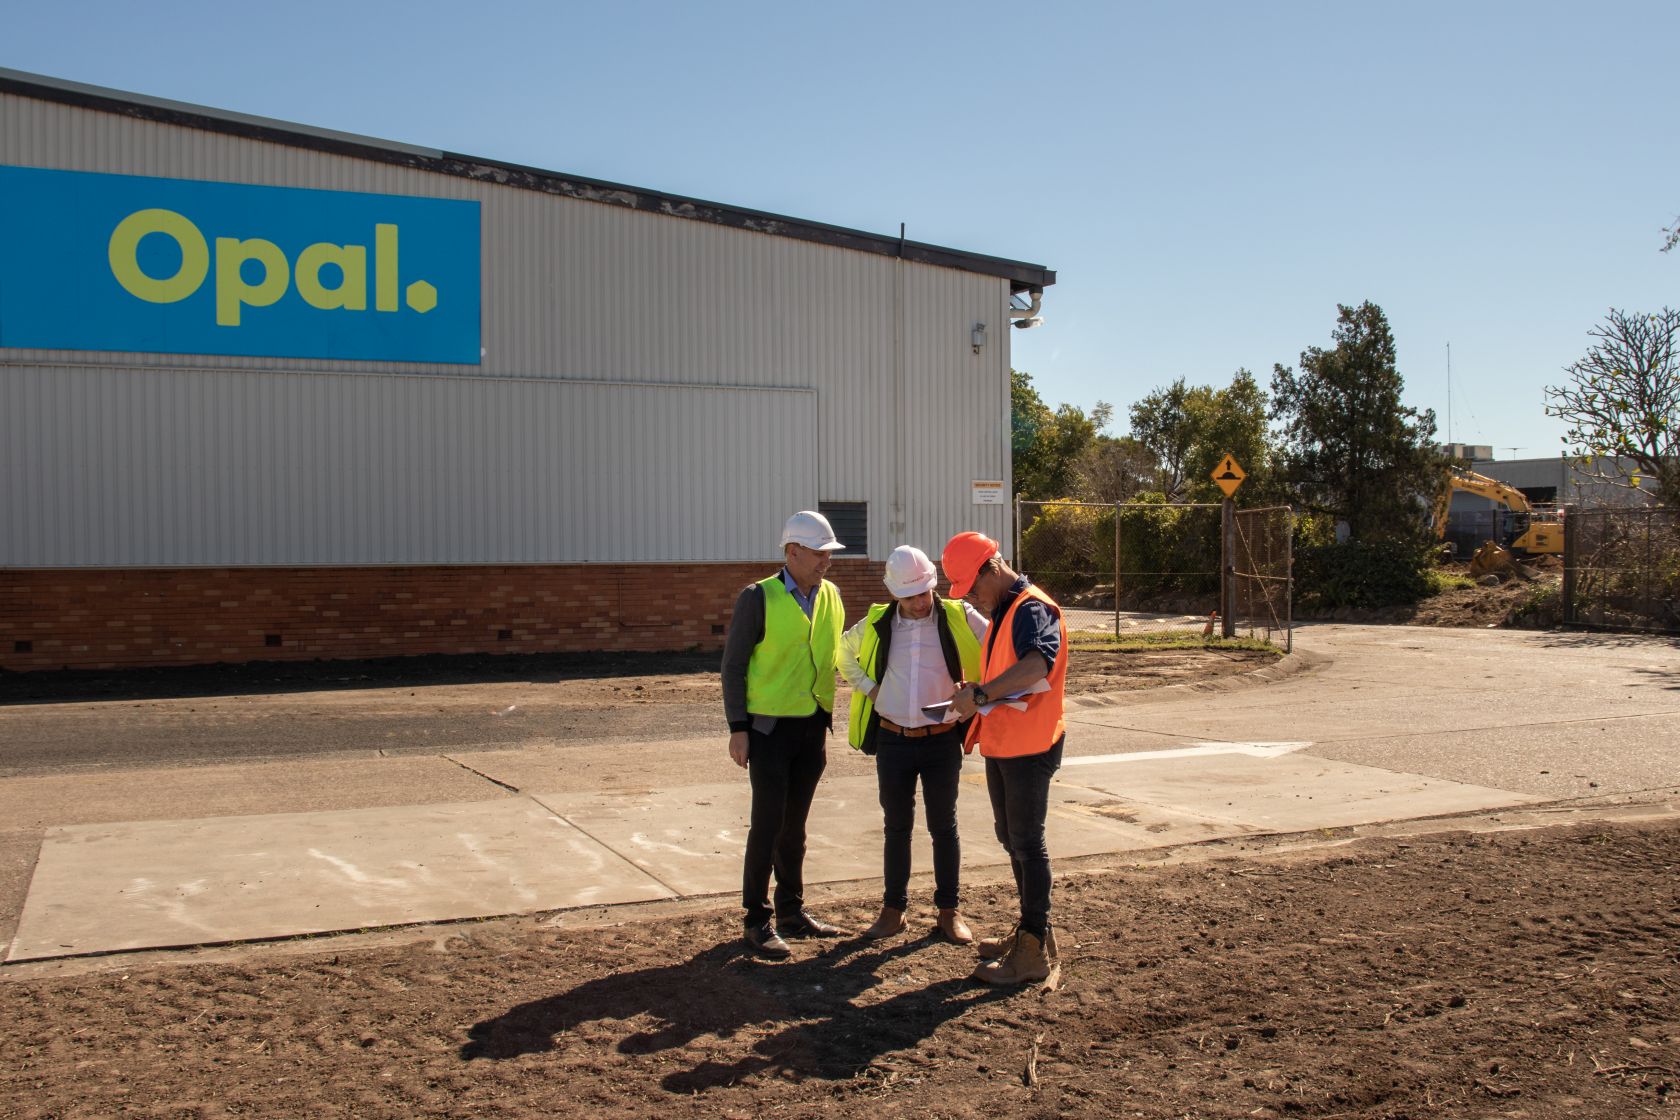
[984,735,1064,938]
[874,725,964,911]
[742,712,828,927]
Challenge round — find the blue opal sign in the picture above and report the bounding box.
[0,165,481,364]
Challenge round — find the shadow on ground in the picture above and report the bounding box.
[460,934,1011,1088]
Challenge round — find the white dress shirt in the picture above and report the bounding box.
[839,601,990,728]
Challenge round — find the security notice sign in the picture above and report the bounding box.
[971,480,1005,505]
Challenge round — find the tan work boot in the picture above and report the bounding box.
[975,924,1018,961]
[971,928,1051,985]
[861,906,907,940]
[936,908,974,945]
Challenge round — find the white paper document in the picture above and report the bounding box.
[920,678,1051,720]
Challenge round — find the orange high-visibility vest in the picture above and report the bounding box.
[964,583,1067,759]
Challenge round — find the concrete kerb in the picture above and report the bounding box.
[1067,642,1331,710]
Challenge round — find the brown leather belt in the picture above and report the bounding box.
[877,716,952,739]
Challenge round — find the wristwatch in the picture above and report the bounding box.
[971,685,989,706]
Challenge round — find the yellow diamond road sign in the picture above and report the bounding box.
[1212,454,1245,497]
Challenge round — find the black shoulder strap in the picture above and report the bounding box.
[871,601,897,677]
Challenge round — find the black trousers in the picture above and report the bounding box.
[874,725,964,911]
[984,735,1064,938]
[742,712,828,927]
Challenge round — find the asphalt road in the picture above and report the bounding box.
[0,650,724,775]
[2,625,1678,802]
[1063,623,1680,803]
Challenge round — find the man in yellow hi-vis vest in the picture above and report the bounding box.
[838,546,988,944]
[721,511,849,959]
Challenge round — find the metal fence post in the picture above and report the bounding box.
[1560,504,1575,627]
[1113,501,1122,638]
[1221,497,1236,638]
[1012,495,1021,569]
[1284,506,1295,654]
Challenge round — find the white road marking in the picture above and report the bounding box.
[1063,741,1314,766]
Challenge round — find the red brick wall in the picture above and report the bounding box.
[0,559,896,672]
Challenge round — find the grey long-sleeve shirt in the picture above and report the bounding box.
[720,580,767,732]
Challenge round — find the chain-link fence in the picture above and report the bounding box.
[1441,507,1564,559]
[1233,506,1294,652]
[1014,500,1122,635]
[1114,502,1222,637]
[1562,506,1680,634]
[1015,499,1290,647]
[1441,509,1509,560]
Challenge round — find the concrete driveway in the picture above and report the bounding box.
[4,624,1678,964]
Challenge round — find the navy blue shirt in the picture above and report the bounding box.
[986,575,1062,671]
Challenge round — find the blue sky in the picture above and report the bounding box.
[6,0,1676,463]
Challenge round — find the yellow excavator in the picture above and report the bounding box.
[1432,468,1564,579]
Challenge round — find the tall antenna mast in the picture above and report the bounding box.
[1446,342,1453,446]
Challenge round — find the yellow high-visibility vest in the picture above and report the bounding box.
[745,574,843,716]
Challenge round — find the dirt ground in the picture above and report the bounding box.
[1402,557,1565,630]
[4,818,1677,1119]
[1291,558,1566,631]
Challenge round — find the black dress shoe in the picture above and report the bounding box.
[744,922,792,959]
[777,911,846,938]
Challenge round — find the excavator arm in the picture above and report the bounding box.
[1436,468,1563,560]
[1434,469,1534,538]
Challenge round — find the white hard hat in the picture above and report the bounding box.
[780,510,845,552]
[883,545,938,598]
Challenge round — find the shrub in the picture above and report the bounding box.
[1018,501,1115,598]
[1294,539,1435,611]
[1116,494,1219,600]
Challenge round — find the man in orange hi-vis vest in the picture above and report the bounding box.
[943,531,1068,986]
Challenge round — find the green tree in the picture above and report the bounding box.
[1184,369,1274,504]
[1127,379,1195,498]
[1543,307,1680,505]
[1129,370,1274,503]
[1070,435,1158,502]
[1011,368,1111,499]
[1270,302,1445,542]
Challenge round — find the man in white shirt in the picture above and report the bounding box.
[839,546,989,943]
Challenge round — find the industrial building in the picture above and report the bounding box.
[1441,444,1655,510]
[0,69,1054,671]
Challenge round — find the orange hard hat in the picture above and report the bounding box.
[941,532,999,599]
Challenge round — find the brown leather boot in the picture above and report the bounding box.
[860,906,906,940]
[971,929,1050,985]
[936,908,974,945]
[975,924,1018,961]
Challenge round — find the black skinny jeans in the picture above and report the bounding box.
[983,735,1064,938]
[742,712,828,927]
[873,725,964,911]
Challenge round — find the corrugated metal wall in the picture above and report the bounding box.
[0,364,816,566]
[1468,456,1653,509]
[0,90,1013,566]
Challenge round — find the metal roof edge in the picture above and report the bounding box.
[0,68,1055,292]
